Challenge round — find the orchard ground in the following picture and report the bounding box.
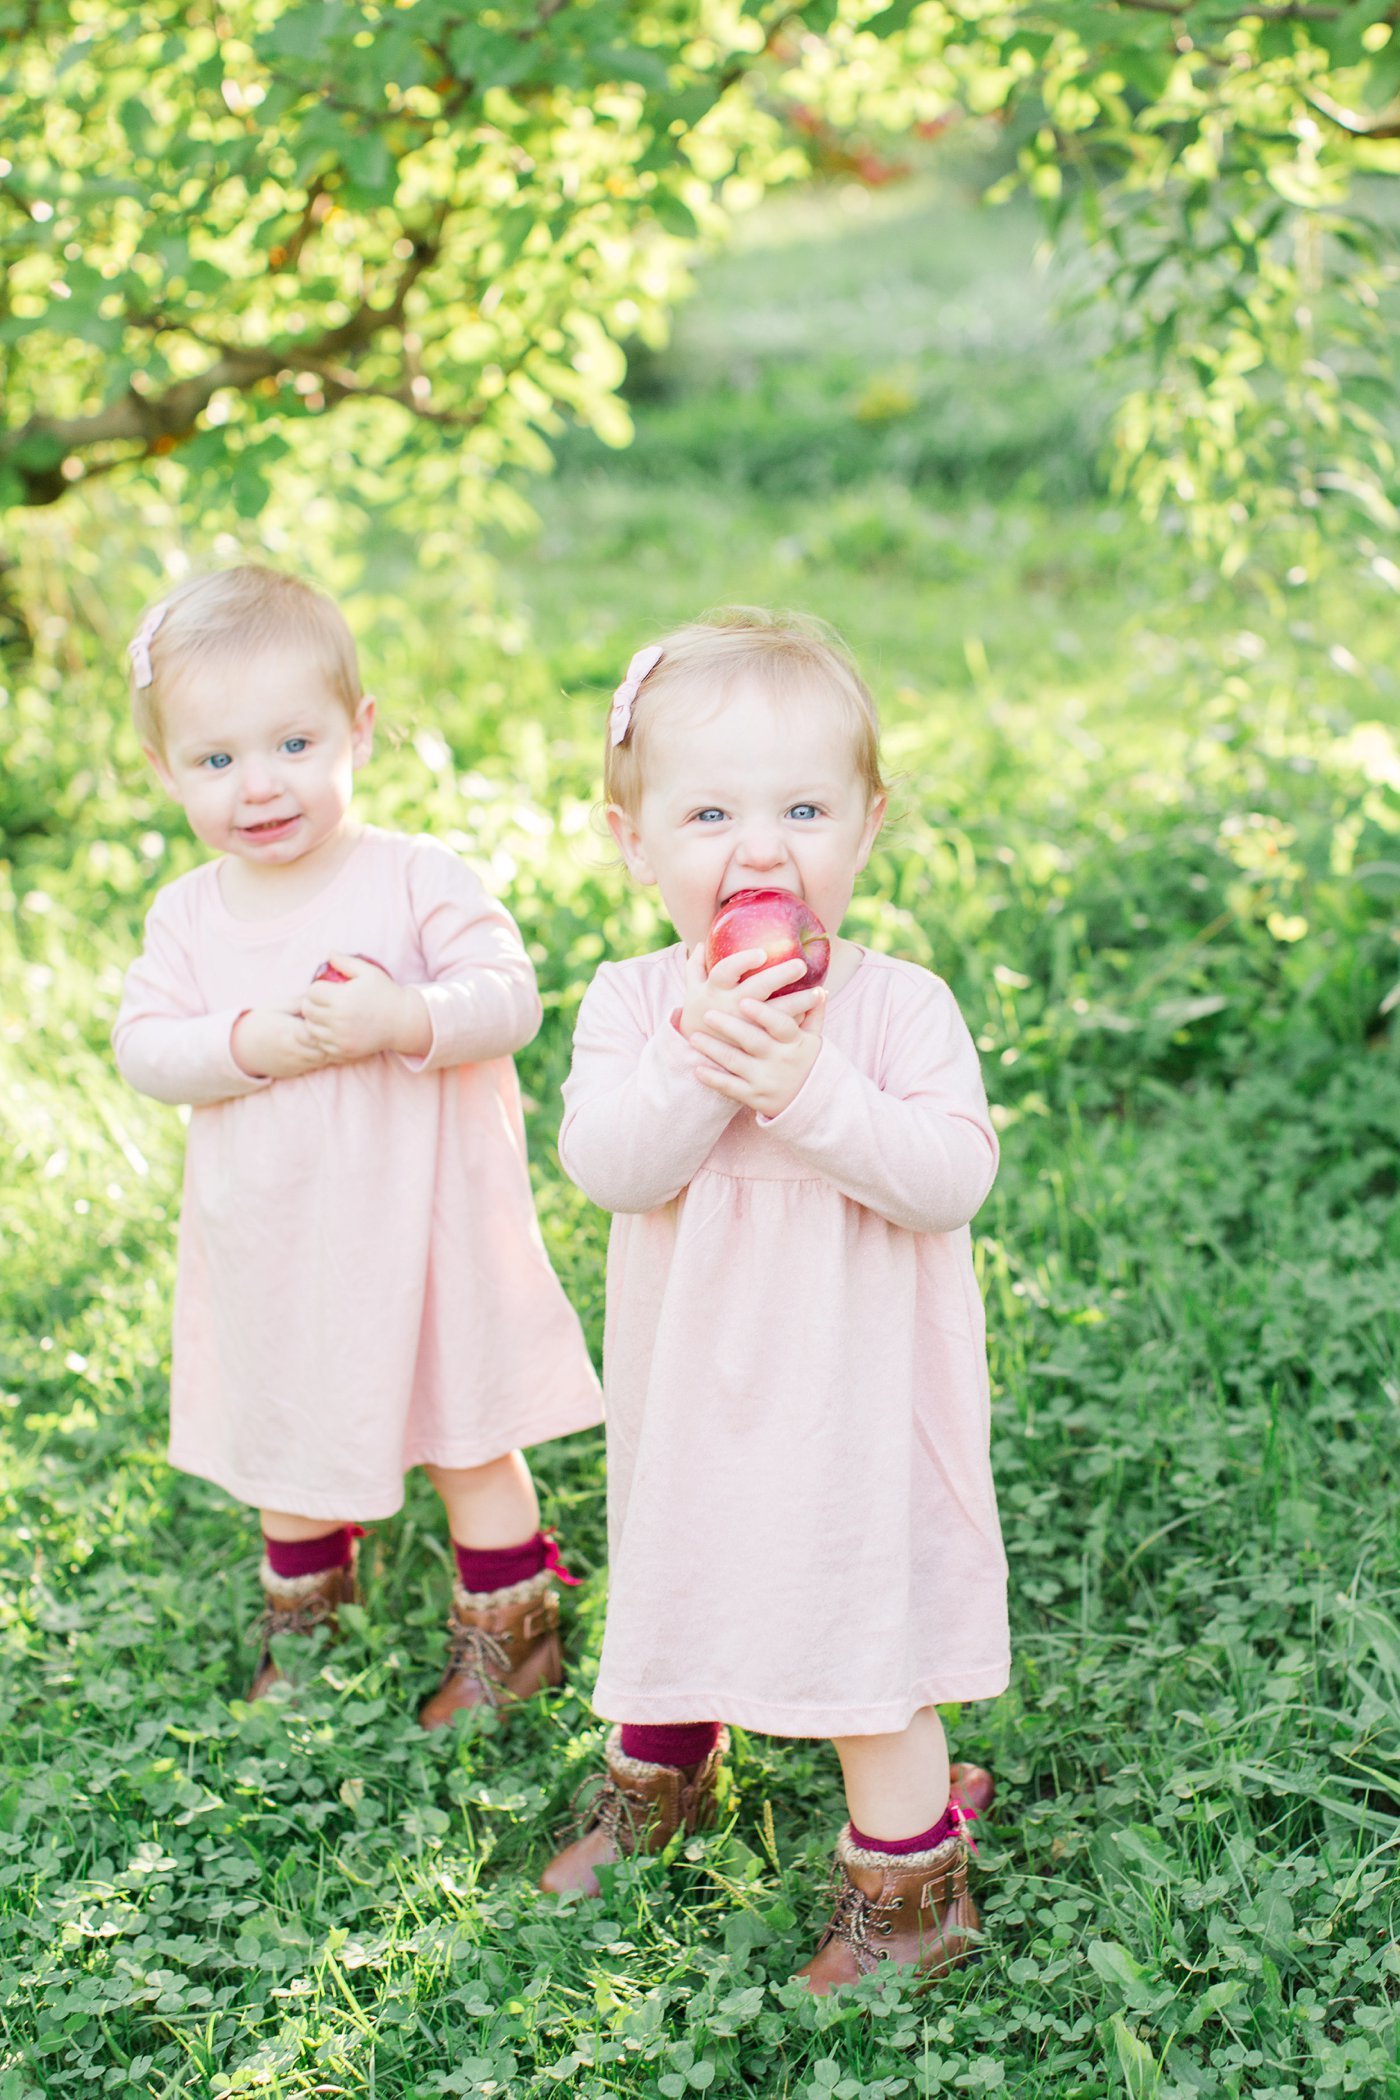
[2,169,1398,2098]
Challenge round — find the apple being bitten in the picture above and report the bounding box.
[704,888,830,995]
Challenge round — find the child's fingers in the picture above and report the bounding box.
[766,983,823,1018]
[689,1031,756,1078]
[703,1008,778,1054]
[692,1061,750,1102]
[703,947,770,989]
[736,995,806,1042]
[720,955,808,1001]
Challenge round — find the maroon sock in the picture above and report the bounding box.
[263,1525,358,1581]
[849,1799,963,1854]
[620,1721,721,1769]
[453,1531,548,1593]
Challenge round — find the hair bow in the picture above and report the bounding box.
[609,644,663,747]
[127,602,169,688]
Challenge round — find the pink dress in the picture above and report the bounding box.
[113,828,602,1519]
[559,944,1009,1737]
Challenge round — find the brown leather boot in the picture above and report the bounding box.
[949,1761,995,1821]
[418,1568,562,1730]
[539,1726,729,1896]
[248,1556,358,1700]
[794,1824,981,1994]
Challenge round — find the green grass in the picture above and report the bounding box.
[2,165,1399,2098]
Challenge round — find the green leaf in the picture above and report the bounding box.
[594,44,671,92]
[261,2,348,63]
[1108,2016,1162,2099]
[342,129,396,201]
[651,191,698,239]
[446,24,537,91]
[1087,1940,1172,2014]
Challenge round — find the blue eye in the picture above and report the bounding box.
[694,808,727,824]
[203,752,233,770]
[283,736,309,754]
[788,803,820,821]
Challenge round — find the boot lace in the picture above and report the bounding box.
[562,1769,646,1853]
[819,1869,901,1975]
[444,1623,513,1704]
[260,1593,336,1644]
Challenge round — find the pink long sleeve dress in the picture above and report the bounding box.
[559,943,1009,1737]
[114,828,602,1519]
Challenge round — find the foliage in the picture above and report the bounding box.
[7,0,1400,568]
[807,0,1400,570]
[0,0,806,542]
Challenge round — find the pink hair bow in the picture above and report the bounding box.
[609,643,663,747]
[127,602,168,688]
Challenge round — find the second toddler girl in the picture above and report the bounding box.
[113,565,602,1716]
[540,608,1009,1992]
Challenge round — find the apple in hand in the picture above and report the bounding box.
[704,888,830,995]
[311,954,388,986]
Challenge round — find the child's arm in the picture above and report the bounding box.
[558,957,745,1213]
[696,972,998,1235]
[113,896,318,1105]
[298,844,542,1070]
[394,842,544,1070]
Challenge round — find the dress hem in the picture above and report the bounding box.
[168,1395,603,1519]
[590,1666,1011,1737]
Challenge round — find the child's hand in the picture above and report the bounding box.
[231,1007,332,1082]
[689,971,827,1119]
[300,954,432,1063]
[676,942,809,1043]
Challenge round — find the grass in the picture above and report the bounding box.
[2,165,1399,2098]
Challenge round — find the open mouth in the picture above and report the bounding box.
[241,815,300,840]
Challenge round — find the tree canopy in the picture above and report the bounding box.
[5,0,1400,571]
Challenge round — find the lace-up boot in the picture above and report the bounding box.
[795,1821,981,1994]
[949,1761,995,1820]
[418,1568,562,1730]
[539,1726,729,1896]
[249,1556,358,1700]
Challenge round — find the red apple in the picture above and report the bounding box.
[704,888,830,995]
[311,955,388,986]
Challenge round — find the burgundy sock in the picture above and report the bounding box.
[454,1531,548,1593]
[849,1799,963,1854]
[620,1721,722,1769]
[263,1525,358,1581]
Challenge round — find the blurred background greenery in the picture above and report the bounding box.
[3,5,1400,2093]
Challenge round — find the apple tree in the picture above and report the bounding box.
[4,0,1400,579]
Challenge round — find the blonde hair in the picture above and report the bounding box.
[603,606,886,815]
[128,564,363,757]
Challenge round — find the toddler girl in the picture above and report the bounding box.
[540,609,1008,1992]
[113,565,602,1717]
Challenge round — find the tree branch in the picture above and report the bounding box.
[1,210,452,504]
[270,180,331,274]
[1114,0,1341,15]
[1302,87,1400,139]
